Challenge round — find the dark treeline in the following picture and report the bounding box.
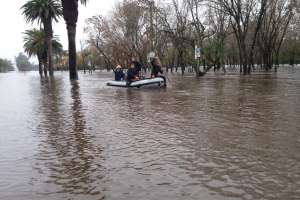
[15,53,38,71]
[0,58,14,73]
[78,0,300,75]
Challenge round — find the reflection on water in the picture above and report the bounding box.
[31,78,106,200]
[0,70,300,200]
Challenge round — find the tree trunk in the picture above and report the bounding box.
[62,0,79,80]
[240,41,249,75]
[43,18,54,76]
[38,56,43,76]
[43,60,48,76]
[237,43,243,73]
[47,35,53,76]
[249,0,267,70]
[194,58,200,77]
[67,21,78,79]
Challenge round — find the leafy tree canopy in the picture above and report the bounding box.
[0,58,15,73]
[15,53,38,71]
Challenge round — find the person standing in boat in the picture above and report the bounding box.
[114,65,125,81]
[151,57,163,77]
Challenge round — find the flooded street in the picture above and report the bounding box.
[1,69,300,200]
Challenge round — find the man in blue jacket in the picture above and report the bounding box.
[126,62,140,86]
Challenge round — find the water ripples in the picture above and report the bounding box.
[0,70,300,199]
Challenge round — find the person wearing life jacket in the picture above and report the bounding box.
[114,65,125,81]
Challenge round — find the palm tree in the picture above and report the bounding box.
[23,29,47,75]
[23,29,63,76]
[61,0,87,80]
[21,0,62,76]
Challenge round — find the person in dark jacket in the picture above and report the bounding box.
[127,63,139,85]
[151,57,163,77]
[131,57,142,78]
[114,65,125,81]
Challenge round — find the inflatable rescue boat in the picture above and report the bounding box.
[107,76,166,88]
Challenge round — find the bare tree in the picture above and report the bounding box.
[257,0,296,71]
[80,0,298,76]
[212,0,267,74]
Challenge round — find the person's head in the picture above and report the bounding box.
[116,65,122,71]
[130,63,135,68]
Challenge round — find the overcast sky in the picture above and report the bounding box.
[0,0,118,62]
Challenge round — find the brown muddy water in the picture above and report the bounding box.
[0,68,300,200]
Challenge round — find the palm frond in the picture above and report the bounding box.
[23,28,63,58]
[80,0,88,6]
[21,0,62,24]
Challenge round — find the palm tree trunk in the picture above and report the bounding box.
[47,34,53,75]
[62,0,79,80]
[38,56,43,76]
[43,60,48,76]
[67,24,78,79]
[44,19,54,76]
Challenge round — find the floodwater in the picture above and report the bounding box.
[0,68,300,200]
